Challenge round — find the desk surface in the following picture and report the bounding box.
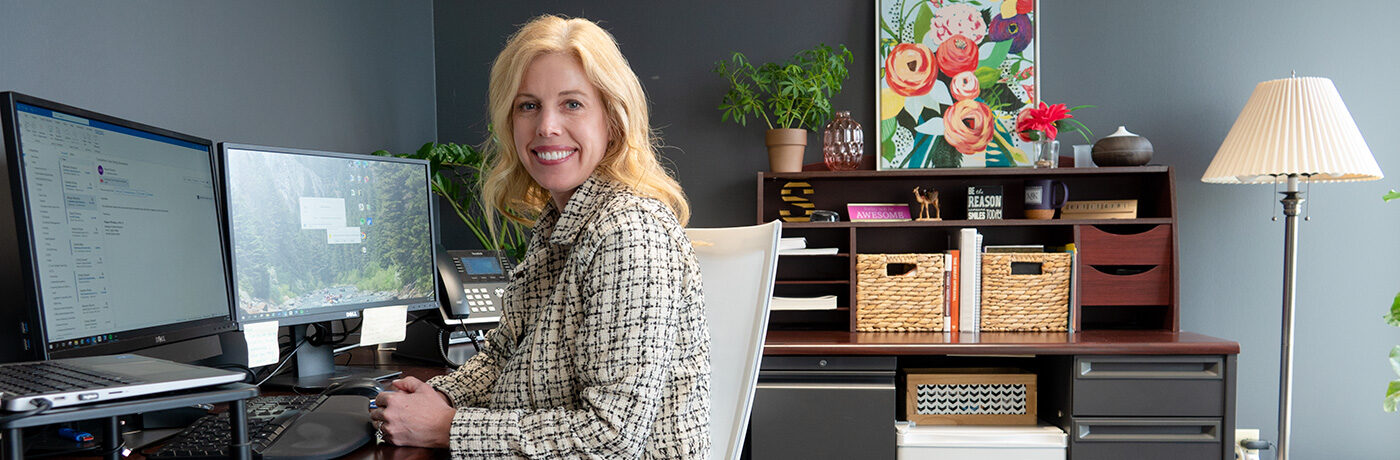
[763,330,1240,355]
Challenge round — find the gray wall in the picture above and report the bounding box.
[435,1,1400,458]
[0,0,436,154]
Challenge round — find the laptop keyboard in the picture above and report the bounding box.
[145,395,326,459]
[0,361,138,395]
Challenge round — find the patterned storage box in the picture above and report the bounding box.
[980,252,1071,331]
[904,368,1037,426]
[856,253,944,332]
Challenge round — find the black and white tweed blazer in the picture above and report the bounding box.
[427,175,711,459]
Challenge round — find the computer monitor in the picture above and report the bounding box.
[0,92,237,363]
[220,143,438,388]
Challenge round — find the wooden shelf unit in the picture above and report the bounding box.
[758,166,1179,333]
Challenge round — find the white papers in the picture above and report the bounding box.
[359,305,408,346]
[770,295,838,311]
[242,320,280,367]
[779,247,840,255]
[779,237,808,251]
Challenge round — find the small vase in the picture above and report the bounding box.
[822,111,863,171]
[1033,139,1060,169]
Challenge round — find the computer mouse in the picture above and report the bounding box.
[322,378,385,398]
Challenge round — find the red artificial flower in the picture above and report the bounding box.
[1016,102,1074,141]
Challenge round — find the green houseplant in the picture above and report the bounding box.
[372,142,527,261]
[714,43,853,172]
[1385,189,1400,411]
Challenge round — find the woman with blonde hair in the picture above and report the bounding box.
[369,14,710,459]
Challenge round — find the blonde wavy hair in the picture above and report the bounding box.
[481,15,689,228]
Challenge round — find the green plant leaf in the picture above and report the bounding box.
[1384,189,1400,202]
[1386,379,1400,412]
[912,3,934,44]
[1386,291,1400,327]
[1391,345,1400,377]
[983,83,1026,113]
[974,66,1001,89]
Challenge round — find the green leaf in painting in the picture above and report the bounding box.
[929,135,962,168]
[912,3,934,44]
[984,83,1026,113]
[882,138,897,162]
[974,66,1000,89]
[881,117,899,142]
[979,39,1012,70]
[1384,189,1400,202]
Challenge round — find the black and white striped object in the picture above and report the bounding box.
[915,383,1028,415]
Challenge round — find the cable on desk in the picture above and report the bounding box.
[256,336,309,387]
[24,439,127,459]
[0,398,53,423]
[213,363,257,384]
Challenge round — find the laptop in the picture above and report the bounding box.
[0,355,245,411]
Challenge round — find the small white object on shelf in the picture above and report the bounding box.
[779,237,807,251]
[779,247,840,256]
[770,295,838,311]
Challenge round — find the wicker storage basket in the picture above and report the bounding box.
[905,368,1038,425]
[856,253,944,331]
[980,252,1071,331]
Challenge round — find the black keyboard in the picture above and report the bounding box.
[0,361,136,395]
[145,394,375,459]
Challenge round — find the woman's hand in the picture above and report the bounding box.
[369,377,455,448]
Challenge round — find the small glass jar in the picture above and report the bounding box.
[1033,138,1060,168]
[822,111,863,171]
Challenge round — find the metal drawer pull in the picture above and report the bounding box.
[756,383,896,391]
[1076,419,1220,443]
[1079,357,1222,380]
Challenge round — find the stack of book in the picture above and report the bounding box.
[936,230,1076,334]
[1059,199,1137,219]
[778,236,838,255]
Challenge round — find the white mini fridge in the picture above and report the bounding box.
[895,422,1068,460]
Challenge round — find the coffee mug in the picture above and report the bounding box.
[1024,179,1068,219]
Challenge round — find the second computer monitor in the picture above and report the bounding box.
[220,143,438,326]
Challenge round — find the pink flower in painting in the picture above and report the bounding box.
[929,4,986,46]
[950,71,979,101]
[943,100,994,154]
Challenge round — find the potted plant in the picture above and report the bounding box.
[714,43,853,172]
[372,142,527,261]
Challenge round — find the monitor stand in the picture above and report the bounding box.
[261,323,400,391]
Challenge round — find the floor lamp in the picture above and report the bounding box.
[1202,76,1383,460]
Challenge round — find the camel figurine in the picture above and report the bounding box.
[913,186,940,221]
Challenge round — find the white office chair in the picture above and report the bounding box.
[685,220,781,460]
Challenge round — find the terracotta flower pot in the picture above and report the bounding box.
[765,128,807,172]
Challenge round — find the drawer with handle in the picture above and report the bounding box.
[1073,355,1224,417]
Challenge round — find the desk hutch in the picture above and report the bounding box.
[748,166,1239,460]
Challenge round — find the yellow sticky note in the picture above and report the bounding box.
[243,321,280,368]
[359,305,408,346]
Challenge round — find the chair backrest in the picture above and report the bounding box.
[685,220,780,460]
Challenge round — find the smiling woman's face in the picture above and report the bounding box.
[512,52,610,210]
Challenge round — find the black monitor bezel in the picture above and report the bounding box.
[0,91,239,360]
[218,142,440,329]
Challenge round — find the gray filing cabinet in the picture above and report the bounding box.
[1066,355,1237,460]
[748,356,897,460]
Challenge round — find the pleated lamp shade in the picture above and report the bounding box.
[1202,76,1382,184]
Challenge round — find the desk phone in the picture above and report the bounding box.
[437,247,513,326]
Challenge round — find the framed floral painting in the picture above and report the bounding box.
[876,0,1038,169]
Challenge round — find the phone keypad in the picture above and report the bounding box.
[463,287,499,313]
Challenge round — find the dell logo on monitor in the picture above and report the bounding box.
[154,336,167,343]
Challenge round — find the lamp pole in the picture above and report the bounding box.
[1276,173,1303,460]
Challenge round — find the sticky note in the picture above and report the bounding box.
[359,305,407,346]
[243,320,280,367]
